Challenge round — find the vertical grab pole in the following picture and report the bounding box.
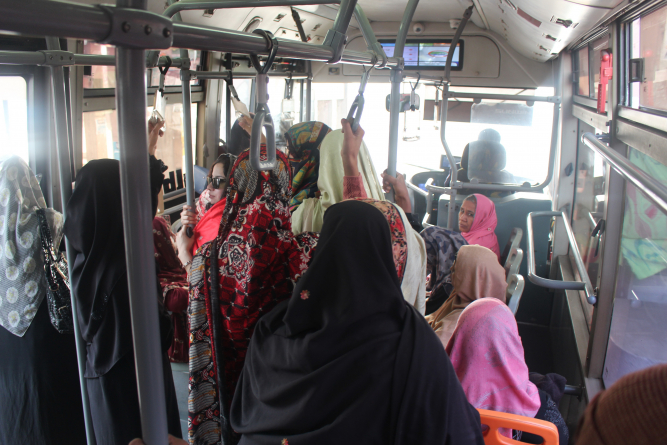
[387,0,420,200]
[440,83,457,229]
[181,67,196,235]
[115,1,169,443]
[45,36,96,445]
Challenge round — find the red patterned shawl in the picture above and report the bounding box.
[187,150,318,445]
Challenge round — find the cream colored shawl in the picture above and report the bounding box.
[291,129,384,234]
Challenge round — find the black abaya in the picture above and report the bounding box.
[231,200,484,445]
[64,157,181,444]
[0,299,86,445]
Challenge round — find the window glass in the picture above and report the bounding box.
[603,147,667,386]
[591,35,610,101]
[633,5,667,112]
[82,103,197,177]
[309,83,554,186]
[83,43,201,88]
[149,48,202,87]
[266,77,302,148]
[83,42,116,89]
[577,46,590,97]
[571,139,607,326]
[219,79,253,147]
[0,77,29,163]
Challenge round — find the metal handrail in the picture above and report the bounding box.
[582,132,667,215]
[527,211,597,305]
[406,180,428,198]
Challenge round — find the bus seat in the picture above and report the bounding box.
[504,247,523,280]
[506,273,525,316]
[437,192,552,282]
[500,227,523,266]
[478,408,559,445]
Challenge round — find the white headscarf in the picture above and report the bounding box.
[291,129,385,234]
[393,202,427,314]
[0,156,63,336]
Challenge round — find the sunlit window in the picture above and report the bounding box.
[0,76,29,163]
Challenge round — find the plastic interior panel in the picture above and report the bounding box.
[501,227,523,267]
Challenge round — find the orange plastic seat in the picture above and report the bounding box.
[478,409,559,445]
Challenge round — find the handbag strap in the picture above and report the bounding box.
[36,209,57,264]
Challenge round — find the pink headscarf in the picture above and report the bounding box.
[446,298,540,438]
[461,194,500,261]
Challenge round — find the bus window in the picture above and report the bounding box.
[630,5,667,112]
[571,139,607,326]
[82,103,197,172]
[219,78,253,147]
[83,42,115,89]
[603,147,667,387]
[576,46,590,97]
[83,43,201,89]
[0,76,28,163]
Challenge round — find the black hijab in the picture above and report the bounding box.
[226,118,251,156]
[231,200,484,445]
[64,159,131,376]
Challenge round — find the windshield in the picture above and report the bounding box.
[309,83,555,188]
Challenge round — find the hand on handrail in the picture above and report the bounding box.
[341,118,364,178]
[382,170,412,214]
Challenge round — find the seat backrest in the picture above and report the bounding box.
[506,273,525,316]
[478,408,559,445]
[500,227,523,267]
[504,247,523,279]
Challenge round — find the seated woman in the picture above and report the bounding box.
[178,153,232,262]
[421,193,501,315]
[575,364,667,445]
[0,156,86,445]
[64,120,182,444]
[446,298,568,445]
[231,199,485,445]
[153,216,188,363]
[186,149,318,445]
[428,245,507,347]
[290,119,384,234]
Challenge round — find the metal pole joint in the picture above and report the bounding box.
[97,5,173,49]
[322,29,348,63]
[37,50,75,66]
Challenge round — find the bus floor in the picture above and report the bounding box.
[171,362,190,435]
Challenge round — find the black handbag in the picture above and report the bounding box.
[36,209,74,334]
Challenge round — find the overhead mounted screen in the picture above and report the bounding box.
[379,39,464,70]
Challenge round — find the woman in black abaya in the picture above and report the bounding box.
[231,199,484,445]
[64,122,181,445]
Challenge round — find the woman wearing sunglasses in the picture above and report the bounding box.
[176,154,233,271]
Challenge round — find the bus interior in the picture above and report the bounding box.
[1,0,667,443]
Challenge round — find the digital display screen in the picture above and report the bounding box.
[380,39,463,70]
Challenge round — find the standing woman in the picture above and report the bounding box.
[181,149,318,445]
[231,200,484,445]
[422,193,501,314]
[0,156,86,445]
[64,121,182,444]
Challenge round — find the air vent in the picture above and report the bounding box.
[274,13,286,22]
[518,8,541,28]
[538,45,550,52]
[550,16,578,28]
[202,9,214,17]
[312,23,321,31]
[501,0,518,11]
[543,34,557,41]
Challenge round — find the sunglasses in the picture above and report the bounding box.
[206,176,227,189]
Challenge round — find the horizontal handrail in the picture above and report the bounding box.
[0,0,397,68]
[445,92,561,103]
[527,210,596,305]
[406,180,427,198]
[582,132,667,215]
